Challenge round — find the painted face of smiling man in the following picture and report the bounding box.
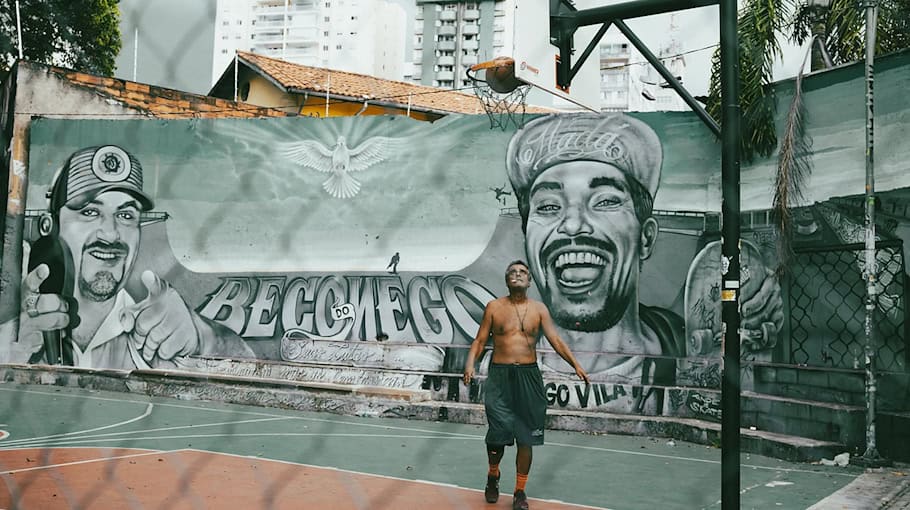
[506,114,662,332]
[48,146,154,303]
[59,191,141,302]
[526,160,658,330]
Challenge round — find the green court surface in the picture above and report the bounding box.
[0,383,862,509]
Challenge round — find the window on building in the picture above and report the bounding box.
[236,20,242,25]
[324,31,329,37]
[323,45,329,51]
[325,16,330,21]
[336,44,342,49]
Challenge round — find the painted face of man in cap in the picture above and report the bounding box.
[508,114,661,332]
[60,190,142,302]
[56,146,150,303]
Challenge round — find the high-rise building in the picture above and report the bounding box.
[408,0,514,90]
[408,1,687,112]
[600,15,688,112]
[212,0,406,88]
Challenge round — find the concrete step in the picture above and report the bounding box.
[742,390,865,448]
[877,412,910,463]
[752,365,865,406]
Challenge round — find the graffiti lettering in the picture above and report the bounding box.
[547,382,632,409]
[198,274,496,343]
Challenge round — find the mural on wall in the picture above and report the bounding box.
[0,110,906,420]
[13,144,256,370]
[482,114,785,415]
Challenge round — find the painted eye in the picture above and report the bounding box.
[80,208,100,217]
[535,203,561,214]
[116,210,138,222]
[594,196,624,209]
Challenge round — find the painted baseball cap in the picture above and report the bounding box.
[47,145,154,213]
[506,113,662,201]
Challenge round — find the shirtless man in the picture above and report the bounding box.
[463,260,589,510]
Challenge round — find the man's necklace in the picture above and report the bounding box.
[512,300,533,349]
[512,301,528,332]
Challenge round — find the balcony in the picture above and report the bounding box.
[437,56,455,66]
[462,54,478,66]
[436,70,455,81]
[438,25,456,36]
[462,24,479,36]
[286,28,318,39]
[462,40,479,50]
[253,34,285,44]
[254,5,316,16]
[439,11,456,21]
[464,9,480,20]
[437,40,456,51]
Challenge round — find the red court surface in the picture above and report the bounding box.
[0,447,600,509]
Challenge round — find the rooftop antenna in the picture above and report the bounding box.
[233,52,239,102]
[15,0,23,59]
[132,26,138,81]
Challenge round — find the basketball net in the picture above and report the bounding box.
[466,57,531,131]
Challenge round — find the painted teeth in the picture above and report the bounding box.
[91,252,118,260]
[555,252,605,269]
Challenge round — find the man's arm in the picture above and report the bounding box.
[190,312,255,358]
[122,270,254,366]
[538,303,590,383]
[463,302,494,385]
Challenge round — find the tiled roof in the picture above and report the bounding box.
[40,62,289,119]
[236,51,553,115]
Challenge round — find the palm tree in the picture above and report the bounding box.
[707,0,909,161]
[705,0,910,269]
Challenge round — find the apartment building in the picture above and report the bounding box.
[600,16,688,112]
[408,0,514,90]
[212,0,406,87]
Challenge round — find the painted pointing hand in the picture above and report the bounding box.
[120,270,199,365]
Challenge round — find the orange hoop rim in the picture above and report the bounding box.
[468,56,515,73]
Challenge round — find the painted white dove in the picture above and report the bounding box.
[277,134,404,199]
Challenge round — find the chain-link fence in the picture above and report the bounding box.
[787,240,907,372]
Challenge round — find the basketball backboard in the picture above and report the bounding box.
[512,0,602,112]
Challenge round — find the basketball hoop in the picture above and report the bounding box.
[466,57,531,130]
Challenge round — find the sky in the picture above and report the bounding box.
[112,0,810,98]
[114,0,217,94]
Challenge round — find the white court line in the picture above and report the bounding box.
[0,385,857,478]
[0,403,153,446]
[0,449,168,475]
[1,416,292,448]
[0,386,481,439]
[179,448,612,510]
[14,433,479,448]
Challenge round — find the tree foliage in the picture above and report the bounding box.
[0,0,122,76]
[707,0,910,161]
